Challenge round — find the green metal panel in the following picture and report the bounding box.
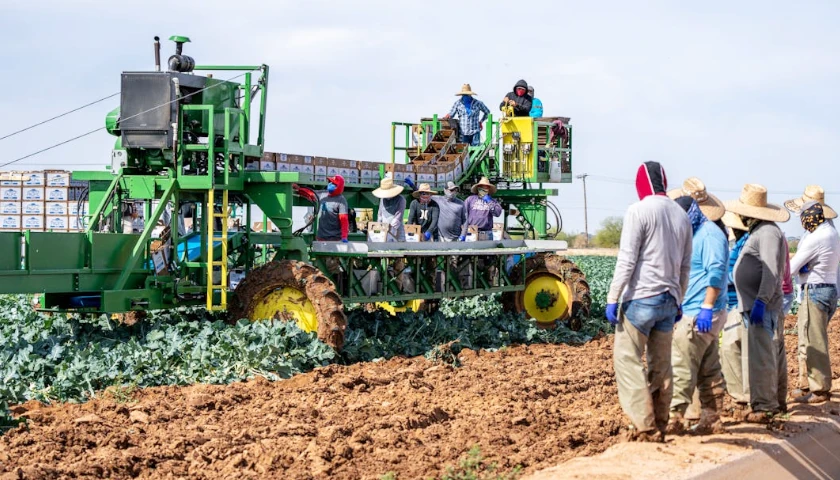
[91,233,142,270]
[28,233,86,270]
[0,233,20,270]
[245,183,295,237]
[515,203,548,237]
[125,176,157,199]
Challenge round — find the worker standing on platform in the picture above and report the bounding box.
[408,183,440,241]
[464,177,502,237]
[373,173,406,242]
[500,80,533,117]
[444,84,491,146]
[293,175,349,243]
[528,86,543,117]
[437,181,467,242]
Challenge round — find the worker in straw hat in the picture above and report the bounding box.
[724,183,790,422]
[465,177,502,238]
[785,199,840,404]
[607,162,692,442]
[373,173,406,242]
[665,179,729,434]
[407,183,440,241]
[443,84,491,146]
[784,185,838,220]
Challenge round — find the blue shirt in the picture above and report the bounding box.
[683,221,729,315]
[529,97,543,117]
[448,97,490,135]
[727,233,749,309]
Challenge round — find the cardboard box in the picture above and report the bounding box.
[67,201,89,216]
[493,223,505,241]
[259,152,276,171]
[289,163,314,176]
[46,201,68,216]
[465,226,492,242]
[1,187,21,201]
[46,171,71,187]
[405,224,422,242]
[21,215,44,231]
[0,173,22,186]
[367,222,388,242]
[314,163,328,182]
[68,216,85,231]
[22,172,45,186]
[0,202,20,215]
[385,163,412,183]
[414,164,437,186]
[45,187,68,202]
[21,187,44,201]
[274,153,292,172]
[245,159,260,171]
[21,201,44,215]
[0,215,20,230]
[45,215,69,231]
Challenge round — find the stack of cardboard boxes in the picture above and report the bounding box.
[0,170,89,232]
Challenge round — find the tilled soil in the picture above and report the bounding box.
[2,314,840,480]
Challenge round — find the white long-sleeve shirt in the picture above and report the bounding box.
[790,222,840,285]
[607,196,693,304]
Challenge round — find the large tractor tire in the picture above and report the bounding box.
[503,253,591,330]
[228,260,347,350]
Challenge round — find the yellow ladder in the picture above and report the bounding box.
[206,189,229,311]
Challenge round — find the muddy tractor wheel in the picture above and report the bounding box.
[228,260,347,350]
[503,253,591,330]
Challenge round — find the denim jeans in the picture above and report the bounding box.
[621,292,679,336]
[782,293,795,316]
[460,132,480,146]
[806,284,838,318]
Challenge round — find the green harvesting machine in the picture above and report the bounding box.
[0,37,591,349]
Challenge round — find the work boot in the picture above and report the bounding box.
[793,391,831,404]
[790,388,810,398]
[692,408,724,435]
[744,411,773,424]
[623,427,664,443]
[666,411,688,435]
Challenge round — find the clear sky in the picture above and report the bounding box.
[1,0,837,237]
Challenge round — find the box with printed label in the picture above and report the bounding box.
[274,153,291,172]
[0,215,20,230]
[22,186,44,201]
[46,187,68,202]
[0,202,20,215]
[22,201,44,215]
[68,216,84,230]
[0,173,22,186]
[405,224,422,242]
[244,159,260,171]
[21,215,44,231]
[366,222,388,242]
[259,152,276,171]
[22,172,45,186]
[314,164,328,182]
[360,165,379,185]
[414,165,436,185]
[289,163,314,176]
[46,201,68,216]
[46,215,69,231]
[45,171,71,187]
[67,201,89,216]
[385,163,413,183]
[1,186,21,201]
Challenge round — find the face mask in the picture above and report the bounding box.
[327,183,337,193]
[419,193,431,204]
[515,88,526,96]
[445,190,456,199]
[478,188,488,197]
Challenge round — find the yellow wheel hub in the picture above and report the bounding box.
[375,299,424,316]
[523,274,571,324]
[251,287,318,333]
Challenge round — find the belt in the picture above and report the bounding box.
[807,283,835,289]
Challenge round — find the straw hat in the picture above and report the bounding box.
[723,184,790,223]
[455,84,477,96]
[411,183,437,198]
[721,211,748,231]
[667,177,725,221]
[470,176,497,195]
[784,185,837,219]
[372,174,404,199]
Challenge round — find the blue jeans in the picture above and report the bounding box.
[807,284,838,318]
[621,292,679,336]
[782,293,795,315]
[460,132,480,146]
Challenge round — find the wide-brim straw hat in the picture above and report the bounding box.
[783,185,837,219]
[470,176,497,195]
[411,183,438,198]
[667,177,725,221]
[721,211,748,232]
[372,175,404,199]
[455,83,477,96]
[724,184,790,223]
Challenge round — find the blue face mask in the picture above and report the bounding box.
[462,96,472,106]
[327,183,337,193]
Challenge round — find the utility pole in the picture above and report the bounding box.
[576,173,589,247]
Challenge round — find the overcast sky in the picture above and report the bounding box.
[1,0,838,237]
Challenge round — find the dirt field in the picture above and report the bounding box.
[2,314,840,479]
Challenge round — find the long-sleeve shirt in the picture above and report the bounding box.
[448,98,490,136]
[464,195,503,231]
[683,221,729,316]
[407,199,440,237]
[436,196,467,240]
[377,196,406,242]
[789,222,840,285]
[782,237,793,294]
[727,233,750,309]
[607,196,693,304]
[733,221,786,313]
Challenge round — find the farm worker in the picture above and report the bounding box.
[408,183,440,241]
[528,86,543,117]
[443,84,491,146]
[606,161,692,442]
[499,79,533,117]
[437,181,468,242]
[373,173,406,242]
[724,184,790,422]
[465,177,503,237]
[719,211,752,407]
[292,175,349,242]
[784,201,840,404]
[665,179,729,435]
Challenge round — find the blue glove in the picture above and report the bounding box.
[341,238,348,243]
[404,177,416,190]
[424,231,431,241]
[750,299,766,325]
[482,194,492,203]
[800,264,810,274]
[695,307,713,333]
[675,307,683,323]
[458,235,466,242]
[606,303,619,325]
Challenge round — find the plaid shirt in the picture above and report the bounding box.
[448,98,490,135]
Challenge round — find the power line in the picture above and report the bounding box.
[0,92,120,142]
[0,69,258,169]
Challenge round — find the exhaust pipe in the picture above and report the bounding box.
[154,36,161,72]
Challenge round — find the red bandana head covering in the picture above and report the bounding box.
[635,161,668,200]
